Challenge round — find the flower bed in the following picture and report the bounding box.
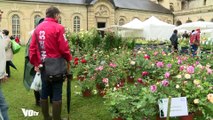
[67,29,213,119]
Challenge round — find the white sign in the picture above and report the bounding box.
[21,108,39,117]
[158,97,188,118]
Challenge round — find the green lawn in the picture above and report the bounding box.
[1,46,111,120]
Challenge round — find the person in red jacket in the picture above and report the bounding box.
[190,29,200,56]
[29,6,72,120]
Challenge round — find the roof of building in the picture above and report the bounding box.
[113,0,172,14]
[20,0,172,14]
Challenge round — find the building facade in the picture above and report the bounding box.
[151,0,213,25]
[0,0,213,44]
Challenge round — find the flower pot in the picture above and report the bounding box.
[113,117,124,120]
[127,76,134,84]
[82,89,92,97]
[98,89,106,97]
[156,116,166,120]
[77,75,85,81]
[179,113,194,120]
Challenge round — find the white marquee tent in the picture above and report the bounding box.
[120,18,144,37]
[122,18,144,30]
[174,21,213,31]
[141,16,175,40]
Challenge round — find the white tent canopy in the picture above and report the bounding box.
[141,16,175,40]
[174,21,213,31]
[120,18,144,37]
[121,18,144,30]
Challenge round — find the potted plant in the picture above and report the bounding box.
[78,77,95,97]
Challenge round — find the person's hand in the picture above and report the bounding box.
[67,62,71,72]
[34,66,40,72]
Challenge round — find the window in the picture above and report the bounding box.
[186,19,192,23]
[34,15,41,28]
[73,16,80,32]
[176,20,182,26]
[170,3,174,12]
[12,14,20,38]
[119,18,125,25]
[198,18,205,21]
[204,0,207,5]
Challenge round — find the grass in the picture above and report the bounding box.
[1,46,111,120]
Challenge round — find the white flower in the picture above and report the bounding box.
[113,87,117,91]
[130,61,136,65]
[184,74,191,79]
[193,99,199,104]
[93,90,97,94]
[176,75,182,79]
[176,84,180,89]
[197,64,203,69]
[74,86,78,88]
[206,63,211,68]
[151,64,155,67]
[193,79,200,85]
[137,50,141,54]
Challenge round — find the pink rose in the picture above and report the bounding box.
[177,59,182,64]
[102,78,109,84]
[179,65,184,71]
[150,85,157,92]
[109,62,117,68]
[167,64,172,69]
[161,80,169,87]
[206,68,212,75]
[187,66,194,74]
[164,72,170,79]
[156,62,164,68]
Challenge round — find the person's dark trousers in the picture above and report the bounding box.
[34,91,40,106]
[191,44,198,56]
[6,61,10,77]
[40,68,64,120]
[0,89,9,120]
[173,44,178,53]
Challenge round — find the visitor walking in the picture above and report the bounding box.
[182,31,189,39]
[29,6,72,120]
[2,29,14,78]
[170,29,179,52]
[190,29,200,56]
[0,10,9,120]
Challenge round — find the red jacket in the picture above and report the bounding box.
[29,18,72,67]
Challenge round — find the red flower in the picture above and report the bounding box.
[142,71,149,76]
[74,61,78,65]
[74,57,79,61]
[81,59,87,63]
[137,78,143,84]
[144,54,150,60]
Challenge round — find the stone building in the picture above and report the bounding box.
[0,0,213,44]
[151,0,213,25]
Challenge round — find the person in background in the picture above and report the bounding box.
[15,36,20,44]
[170,29,179,52]
[24,17,44,106]
[0,10,9,120]
[190,29,200,56]
[182,31,189,39]
[29,6,72,120]
[2,29,14,78]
